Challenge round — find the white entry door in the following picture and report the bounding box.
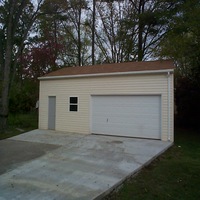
[91,95,161,139]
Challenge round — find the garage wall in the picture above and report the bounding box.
[39,73,174,141]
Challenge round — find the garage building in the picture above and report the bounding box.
[38,60,174,142]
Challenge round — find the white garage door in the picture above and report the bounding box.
[91,95,161,139]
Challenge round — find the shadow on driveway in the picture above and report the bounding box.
[0,139,59,175]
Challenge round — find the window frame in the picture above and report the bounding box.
[69,96,78,112]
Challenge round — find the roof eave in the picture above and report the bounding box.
[38,69,174,80]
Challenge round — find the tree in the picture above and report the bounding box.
[92,0,96,65]
[36,0,69,69]
[94,0,136,63]
[63,0,90,66]
[37,0,91,66]
[158,0,200,128]
[92,0,180,63]
[0,0,42,132]
[129,0,181,61]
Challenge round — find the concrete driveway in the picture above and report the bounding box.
[0,130,172,200]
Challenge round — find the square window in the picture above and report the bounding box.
[70,105,78,111]
[69,97,78,112]
[70,97,78,104]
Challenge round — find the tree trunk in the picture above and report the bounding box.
[138,0,144,61]
[92,0,96,65]
[0,57,11,131]
[78,3,82,66]
[0,3,14,132]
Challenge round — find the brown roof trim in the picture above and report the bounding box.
[41,60,174,78]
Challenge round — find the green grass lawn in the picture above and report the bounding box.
[0,112,38,140]
[104,129,200,200]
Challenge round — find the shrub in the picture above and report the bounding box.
[175,77,200,129]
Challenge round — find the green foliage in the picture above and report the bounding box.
[9,79,39,114]
[0,0,35,53]
[159,0,200,67]
[103,129,200,200]
[0,0,42,131]
[0,112,38,139]
[8,112,38,129]
[158,0,200,129]
[175,77,200,129]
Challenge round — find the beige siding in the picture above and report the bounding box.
[39,73,174,142]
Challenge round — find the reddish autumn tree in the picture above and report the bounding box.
[9,37,65,113]
[18,39,64,81]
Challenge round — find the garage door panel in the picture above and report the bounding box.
[91,95,161,139]
[94,104,159,113]
[92,123,160,139]
[93,112,159,123]
[93,119,160,129]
